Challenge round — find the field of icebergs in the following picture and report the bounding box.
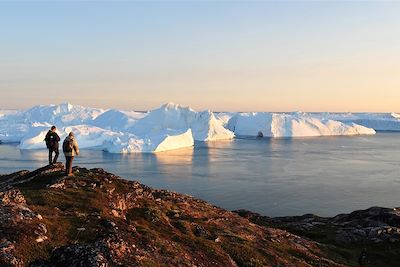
[0,103,399,153]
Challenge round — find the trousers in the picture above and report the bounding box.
[65,156,74,175]
[48,147,59,164]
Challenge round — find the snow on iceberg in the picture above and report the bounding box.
[227,113,376,137]
[130,103,235,141]
[214,112,235,128]
[104,129,194,153]
[92,109,145,131]
[18,103,104,125]
[0,103,104,143]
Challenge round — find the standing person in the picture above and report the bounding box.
[44,126,60,166]
[62,132,79,176]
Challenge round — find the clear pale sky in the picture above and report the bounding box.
[1,1,399,112]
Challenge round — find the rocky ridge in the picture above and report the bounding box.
[0,165,345,267]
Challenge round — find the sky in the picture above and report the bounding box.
[0,1,399,112]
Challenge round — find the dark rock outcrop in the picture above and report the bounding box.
[29,244,108,267]
[235,207,400,266]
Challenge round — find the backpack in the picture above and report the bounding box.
[63,138,74,153]
[45,131,53,148]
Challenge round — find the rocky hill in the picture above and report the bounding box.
[235,207,400,266]
[0,165,397,266]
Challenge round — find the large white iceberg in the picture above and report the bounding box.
[227,112,376,137]
[1,103,231,153]
[103,129,194,153]
[19,125,195,153]
[130,103,235,141]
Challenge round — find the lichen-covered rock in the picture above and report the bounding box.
[0,189,27,205]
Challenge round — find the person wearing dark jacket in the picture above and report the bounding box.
[62,132,79,176]
[44,126,60,165]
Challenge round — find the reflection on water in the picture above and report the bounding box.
[1,132,400,217]
[155,146,195,164]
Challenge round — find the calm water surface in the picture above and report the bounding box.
[1,132,399,217]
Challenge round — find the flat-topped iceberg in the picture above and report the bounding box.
[228,112,376,137]
[313,112,400,131]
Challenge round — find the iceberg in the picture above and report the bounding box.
[215,112,236,128]
[18,103,104,125]
[0,103,103,143]
[103,129,194,153]
[19,125,52,149]
[20,125,194,153]
[130,103,235,141]
[19,125,119,150]
[2,103,231,153]
[228,112,376,137]
[92,109,145,131]
[391,113,400,119]
[0,122,31,143]
[311,112,400,132]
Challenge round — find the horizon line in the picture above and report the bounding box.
[0,102,399,114]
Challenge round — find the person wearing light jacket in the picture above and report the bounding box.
[62,132,79,176]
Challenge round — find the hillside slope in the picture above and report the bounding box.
[0,165,344,267]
